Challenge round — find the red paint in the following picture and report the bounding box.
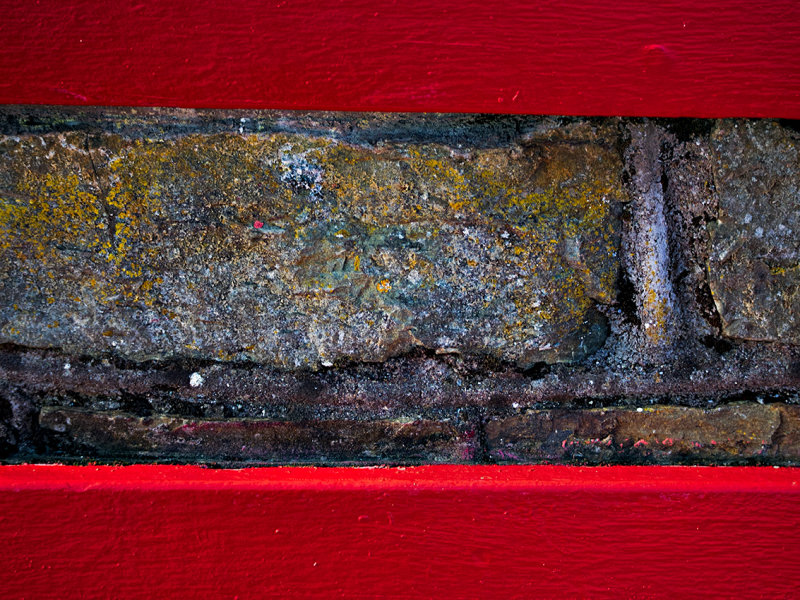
[1,465,799,598]
[1,0,798,117]
[2,4,799,595]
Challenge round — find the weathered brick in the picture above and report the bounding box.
[38,407,477,464]
[708,120,800,343]
[486,403,800,464]
[0,118,624,369]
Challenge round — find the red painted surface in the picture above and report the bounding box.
[2,4,800,596]
[1,0,798,117]
[1,465,799,598]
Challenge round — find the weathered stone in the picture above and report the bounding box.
[0,120,623,369]
[39,407,476,463]
[661,127,719,342]
[7,110,800,469]
[708,120,800,343]
[486,403,798,464]
[0,420,12,457]
[770,405,800,459]
[624,123,677,355]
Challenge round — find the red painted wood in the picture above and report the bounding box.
[1,465,799,598]
[0,1,798,117]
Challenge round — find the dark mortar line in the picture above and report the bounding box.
[17,386,800,424]
[613,241,642,329]
[0,106,573,146]
[0,456,481,467]
[776,119,800,135]
[475,411,491,464]
[4,452,797,468]
[653,118,716,144]
[613,121,643,330]
[1,106,723,152]
[3,355,800,419]
[0,340,544,382]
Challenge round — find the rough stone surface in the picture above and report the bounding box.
[38,407,475,464]
[708,120,800,343]
[662,124,720,343]
[0,118,623,369]
[771,405,800,458]
[624,122,677,354]
[2,109,800,467]
[486,403,800,464]
[0,418,11,456]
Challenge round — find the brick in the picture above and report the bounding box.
[38,407,477,464]
[486,403,800,464]
[708,120,800,343]
[0,117,624,369]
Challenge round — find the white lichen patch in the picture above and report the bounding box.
[189,372,204,388]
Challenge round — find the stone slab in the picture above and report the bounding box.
[39,407,476,464]
[486,403,799,464]
[0,119,623,369]
[708,120,800,343]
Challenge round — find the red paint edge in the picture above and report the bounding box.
[2,465,799,598]
[1,0,799,117]
[1,463,798,491]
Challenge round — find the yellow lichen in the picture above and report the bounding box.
[0,139,166,308]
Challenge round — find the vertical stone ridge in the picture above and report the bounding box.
[624,122,678,360]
